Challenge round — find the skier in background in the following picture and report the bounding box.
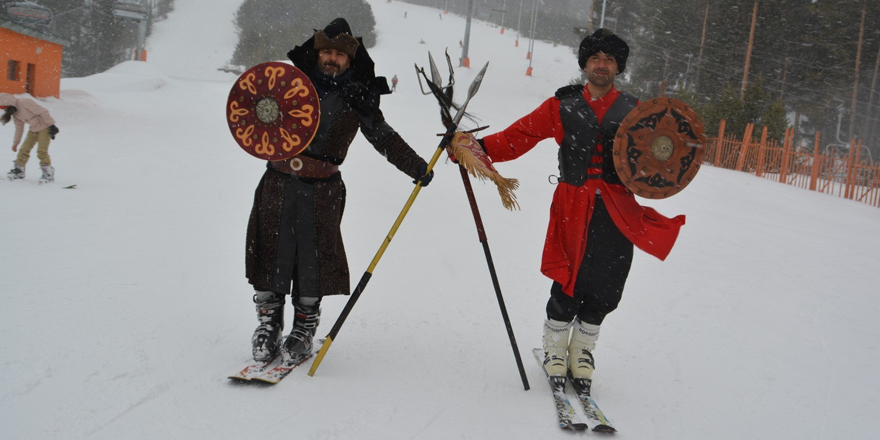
[1,93,59,183]
[446,29,686,388]
[245,18,434,363]
[391,74,399,92]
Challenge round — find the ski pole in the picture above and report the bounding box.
[455,164,530,390]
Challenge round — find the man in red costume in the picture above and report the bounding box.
[449,29,685,386]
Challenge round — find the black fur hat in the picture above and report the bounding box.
[578,29,629,73]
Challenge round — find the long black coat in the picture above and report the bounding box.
[245,37,425,297]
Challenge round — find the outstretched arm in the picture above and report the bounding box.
[480,96,561,163]
[360,110,426,181]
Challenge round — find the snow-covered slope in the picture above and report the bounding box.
[2,1,879,439]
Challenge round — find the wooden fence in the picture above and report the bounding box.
[704,120,880,208]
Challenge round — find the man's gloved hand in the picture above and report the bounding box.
[413,163,434,187]
[48,125,59,140]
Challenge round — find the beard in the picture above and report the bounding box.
[587,68,616,87]
[318,61,345,77]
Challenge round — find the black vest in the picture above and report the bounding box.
[556,85,638,186]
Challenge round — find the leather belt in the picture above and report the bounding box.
[270,155,339,178]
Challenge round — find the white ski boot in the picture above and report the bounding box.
[39,165,55,184]
[542,319,572,377]
[6,162,24,180]
[569,319,600,380]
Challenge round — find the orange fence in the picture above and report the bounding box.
[704,120,880,208]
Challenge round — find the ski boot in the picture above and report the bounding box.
[542,319,572,378]
[281,296,321,361]
[251,291,284,361]
[569,319,600,381]
[6,162,24,181]
[39,165,55,184]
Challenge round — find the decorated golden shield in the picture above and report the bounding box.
[226,62,320,161]
[611,97,706,199]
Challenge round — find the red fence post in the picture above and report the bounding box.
[845,138,857,199]
[809,131,821,191]
[714,120,726,167]
[736,123,754,171]
[779,127,793,184]
[756,126,768,177]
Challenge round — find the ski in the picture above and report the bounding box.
[531,348,588,431]
[250,351,313,384]
[228,353,282,382]
[230,338,323,384]
[568,373,617,433]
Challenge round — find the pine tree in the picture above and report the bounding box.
[230,0,377,68]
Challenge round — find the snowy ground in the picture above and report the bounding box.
[2,1,880,439]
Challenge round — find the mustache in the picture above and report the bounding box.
[322,61,342,69]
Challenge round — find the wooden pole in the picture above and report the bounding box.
[849,1,866,140]
[863,39,880,142]
[695,2,709,89]
[779,127,793,184]
[756,126,768,177]
[660,51,670,96]
[851,139,863,199]
[736,123,754,171]
[809,131,821,191]
[740,1,758,99]
[612,4,620,33]
[845,138,857,199]
[780,55,789,100]
[714,119,726,167]
[588,0,595,32]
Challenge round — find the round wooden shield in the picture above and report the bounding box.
[611,97,706,199]
[226,62,320,161]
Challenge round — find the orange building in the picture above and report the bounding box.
[1,18,70,98]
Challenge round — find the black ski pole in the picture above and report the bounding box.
[417,51,529,390]
[455,164,530,391]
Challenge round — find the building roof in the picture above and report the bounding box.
[0,18,72,47]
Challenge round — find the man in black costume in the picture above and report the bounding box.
[246,18,434,362]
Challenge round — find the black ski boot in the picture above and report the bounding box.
[281,296,320,361]
[251,291,284,361]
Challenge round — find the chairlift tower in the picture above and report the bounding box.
[112,0,150,61]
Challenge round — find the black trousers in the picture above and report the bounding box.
[546,195,633,325]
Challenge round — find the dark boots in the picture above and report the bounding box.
[281,296,321,360]
[251,291,284,361]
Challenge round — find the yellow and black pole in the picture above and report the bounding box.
[308,127,453,377]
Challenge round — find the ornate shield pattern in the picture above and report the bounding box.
[611,97,706,199]
[226,62,320,161]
